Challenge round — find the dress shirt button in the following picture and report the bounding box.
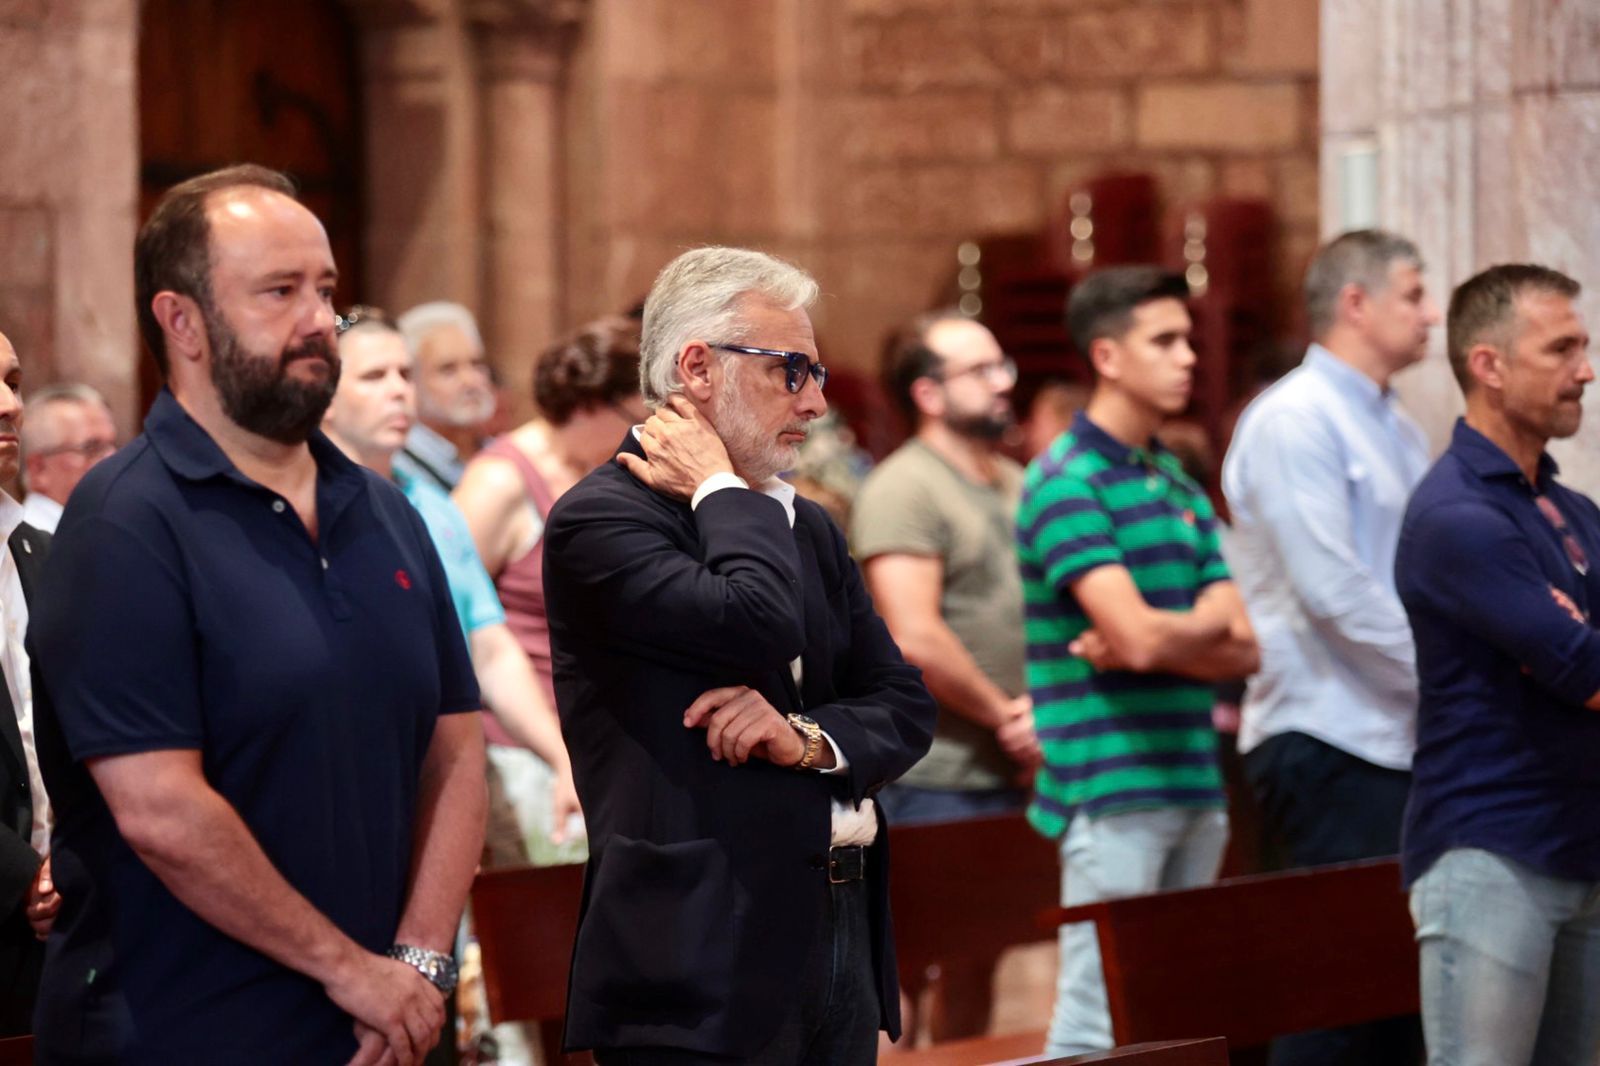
[272,500,286,514]
[321,558,329,570]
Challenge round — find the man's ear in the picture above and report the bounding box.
[909,375,944,420]
[1467,343,1507,392]
[676,341,717,404]
[1338,282,1367,329]
[1088,337,1120,381]
[151,292,208,367]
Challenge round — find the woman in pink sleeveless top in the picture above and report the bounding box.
[454,316,646,866]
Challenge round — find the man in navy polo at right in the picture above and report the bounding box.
[1396,263,1600,1066]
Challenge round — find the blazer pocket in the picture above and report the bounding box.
[573,835,740,1019]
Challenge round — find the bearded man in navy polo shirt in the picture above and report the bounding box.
[27,165,486,1066]
[1396,263,1600,1066]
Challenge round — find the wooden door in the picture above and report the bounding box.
[138,0,365,416]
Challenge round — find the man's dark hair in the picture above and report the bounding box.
[880,309,967,424]
[1447,264,1581,391]
[1066,266,1189,367]
[134,164,299,376]
[534,315,642,425]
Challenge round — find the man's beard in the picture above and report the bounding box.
[206,305,340,445]
[712,371,807,483]
[945,410,1011,442]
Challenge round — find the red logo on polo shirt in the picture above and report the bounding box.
[394,569,412,590]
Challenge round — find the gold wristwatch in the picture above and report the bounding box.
[787,713,824,770]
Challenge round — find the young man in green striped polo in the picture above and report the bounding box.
[1016,266,1260,1057]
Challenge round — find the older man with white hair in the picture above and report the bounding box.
[395,301,497,492]
[19,384,117,533]
[543,246,936,1064]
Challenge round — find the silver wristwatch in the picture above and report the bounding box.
[387,944,459,996]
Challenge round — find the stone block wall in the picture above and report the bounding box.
[565,0,1321,374]
[1323,0,1600,495]
[0,0,139,430]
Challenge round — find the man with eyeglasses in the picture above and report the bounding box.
[1396,264,1600,1066]
[18,384,117,534]
[849,312,1037,1037]
[542,245,935,1064]
[1017,266,1258,1057]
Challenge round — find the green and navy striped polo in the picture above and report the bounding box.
[1016,411,1230,839]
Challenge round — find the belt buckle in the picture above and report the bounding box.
[828,846,861,884]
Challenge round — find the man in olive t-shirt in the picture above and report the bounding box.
[850,311,1041,1039]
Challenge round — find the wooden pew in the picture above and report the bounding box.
[908,1035,1227,1066]
[0,1035,31,1066]
[472,814,1063,1062]
[889,812,1061,995]
[470,861,587,1065]
[1050,858,1418,1052]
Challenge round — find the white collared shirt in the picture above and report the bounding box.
[20,492,62,534]
[0,492,47,853]
[690,471,879,847]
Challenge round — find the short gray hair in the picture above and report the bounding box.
[639,247,820,407]
[395,301,483,362]
[21,383,110,452]
[1304,229,1423,339]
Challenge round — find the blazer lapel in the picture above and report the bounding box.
[0,533,23,777]
[791,518,831,710]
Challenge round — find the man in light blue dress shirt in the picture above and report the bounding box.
[1222,230,1439,1066]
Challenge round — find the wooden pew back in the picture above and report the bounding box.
[1053,858,1418,1049]
[888,812,1061,985]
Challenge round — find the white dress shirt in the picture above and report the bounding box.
[1222,345,1430,770]
[20,491,62,534]
[0,492,48,852]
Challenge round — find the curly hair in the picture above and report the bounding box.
[534,315,643,425]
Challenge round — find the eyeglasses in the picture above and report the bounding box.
[934,356,1018,386]
[33,438,116,461]
[710,344,828,395]
[336,305,390,335]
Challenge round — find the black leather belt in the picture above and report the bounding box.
[828,845,866,884]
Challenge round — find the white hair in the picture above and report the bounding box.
[21,382,111,452]
[639,246,819,407]
[395,301,484,362]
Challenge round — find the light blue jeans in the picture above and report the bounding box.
[1045,806,1230,1056]
[1410,847,1600,1066]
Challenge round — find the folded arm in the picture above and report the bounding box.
[1070,566,1259,680]
[1402,499,1600,709]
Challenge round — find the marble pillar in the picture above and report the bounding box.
[1322,0,1600,494]
[0,0,140,432]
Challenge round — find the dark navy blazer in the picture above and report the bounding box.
[544,431,935,1057]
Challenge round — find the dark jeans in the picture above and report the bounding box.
[1245,730,1423,1066]
[874,783,1026,826]
[594,879,878,1066]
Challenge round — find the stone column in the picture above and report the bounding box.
[0,0,140,431]
[344,0,485,317]
[468,0,587,422]
[1321,0,1600,494]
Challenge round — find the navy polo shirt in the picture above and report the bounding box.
[28,390,479,1064]
[1396,418,1600,888]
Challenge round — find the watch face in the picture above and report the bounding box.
[792,714,819,730]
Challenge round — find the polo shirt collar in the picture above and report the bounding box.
[1450,416,1559,486]
[144,387,370,506]
[1071,410,1171,469]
